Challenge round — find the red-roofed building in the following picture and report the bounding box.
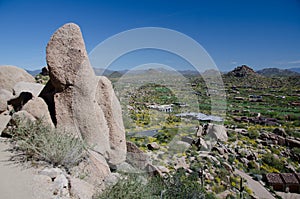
[265,173,300,193]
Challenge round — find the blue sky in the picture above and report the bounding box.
[0,0,300,71]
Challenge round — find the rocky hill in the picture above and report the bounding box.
[226,65,259,78]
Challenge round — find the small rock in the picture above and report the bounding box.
[157,166,170,173]
[196,125,203,137]
[11,110,36,125]
[116,162,136,173]
[39,168,63,179]
[22,97,54,127]
[147,142,160,150]
[104,173,121,187]
[206,123,228,142]
[273,128,287,137]
[223,162,233,172]
[174,157,189,170]
[181,136,194,144]
[126,141,150,169]
[70,177,95,199]
[54,174,68,189]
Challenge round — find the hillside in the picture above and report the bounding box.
[257,68,300,77]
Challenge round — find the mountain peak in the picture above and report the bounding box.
[228,65,257,77]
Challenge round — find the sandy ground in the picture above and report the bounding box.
[0,140,37,199]
[276,192,300,199]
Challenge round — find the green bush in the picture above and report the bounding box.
[8,119,87,169]
[96,169,216,199]
[261,153,285,172]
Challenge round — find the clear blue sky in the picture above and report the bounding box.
[0,0,300,71]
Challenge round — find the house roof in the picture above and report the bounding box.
[266,173,283,184]
[281,173,300,184]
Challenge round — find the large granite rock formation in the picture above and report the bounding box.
[40,23,126,166]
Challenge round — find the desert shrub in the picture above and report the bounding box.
[8,119,87,169]
[261,153,285,172]
[96,169,216,199]
[96,174,160,199]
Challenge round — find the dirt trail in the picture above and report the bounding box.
[235,169,275,199]
[0,140,37,199]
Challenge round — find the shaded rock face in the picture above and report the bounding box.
[41,23,126,166]
[0,65,35,92]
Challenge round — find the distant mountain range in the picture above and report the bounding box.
[289,67,300,73]
[256,68,300,77]
[26,66,300,78]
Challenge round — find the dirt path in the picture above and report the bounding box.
[0,140,37,199]
[235,169,275,199]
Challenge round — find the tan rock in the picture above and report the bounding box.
[0,65,35,93]
[69,177,95,199]
[0,89,13,113]
[13,81,44,97]
[22,97,54,128]
[205,123,228,142]
[77,150,111,186]
[11,110,36,125]
[126,141,149,169]
[95,76,126,166]
[42,23,126,166]
[0,112,11,135]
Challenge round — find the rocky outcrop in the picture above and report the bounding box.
[0,65,35,92]
[40,23,126,166]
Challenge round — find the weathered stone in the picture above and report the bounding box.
[53,174,68,190]
[13,82,44,97]
[39,168,63,179]
[0,65,35,93]
[146,164,163,177]
[223,162,233,172]
[80,150,111,186]
[0,89,13,113]
[273,128,287,137]
[115,162,136,173]
[147,142,160,150]
[205,123,228,142]
[196,125,203,137]
[0,112,11,135]
[103,173,121,187]
[181,136,194,144]
[11,110,36,125]
[95,76,126,165]
[174,157,189,170]
[126,141,149,169]
[175,140,191,152]
[157,166,170,173]
[22,97,54,127]
[70,177,95,199]
[8,92,33,112]
[43,23,126,166]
